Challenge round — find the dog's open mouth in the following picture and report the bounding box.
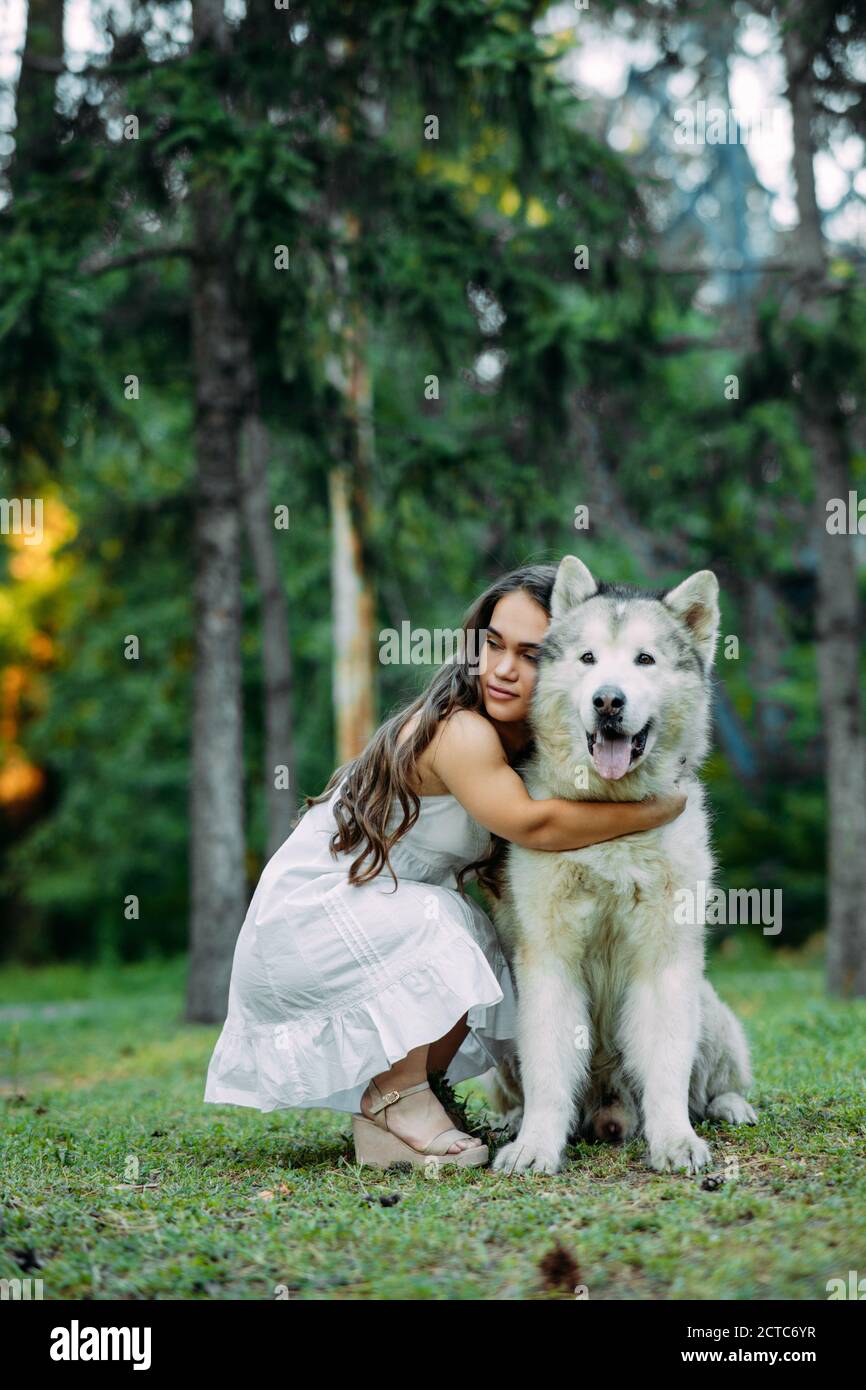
[586,721,651,780]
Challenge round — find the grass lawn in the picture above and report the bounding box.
[1,938,864,1301]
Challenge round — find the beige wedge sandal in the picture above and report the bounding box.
[352,1078,489,1169]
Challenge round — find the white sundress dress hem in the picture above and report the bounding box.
[203,927,517,1116]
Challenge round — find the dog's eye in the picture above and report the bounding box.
[636,653,655,666]
[579,652,595,664]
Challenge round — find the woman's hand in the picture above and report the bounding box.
[638,791,688,831]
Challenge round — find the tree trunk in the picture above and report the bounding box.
[2,0,65,961]
[185,0,249,1022]
[325,217,376,763]
[329,466,376,763]
[811,416,866,994]
[9,0,64,194]
[783,12,866,996]
[229,17,298,855]
[240,400,298,855]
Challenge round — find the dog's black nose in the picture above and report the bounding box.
[592,686,626,715]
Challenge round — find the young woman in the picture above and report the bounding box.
[203,562,686,1169]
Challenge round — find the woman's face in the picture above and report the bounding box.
[478,589,550,725]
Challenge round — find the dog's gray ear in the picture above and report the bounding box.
[663,570,720,665]
[551,555,597,619]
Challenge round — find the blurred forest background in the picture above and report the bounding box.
[1,0,865,1021]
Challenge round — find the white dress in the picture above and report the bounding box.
[203,781,518,1114]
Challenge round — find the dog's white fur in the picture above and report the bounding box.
[489,556,757,1176]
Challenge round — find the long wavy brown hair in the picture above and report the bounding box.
[304,562,559,898]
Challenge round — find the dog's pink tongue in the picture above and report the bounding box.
[591,733,632,780]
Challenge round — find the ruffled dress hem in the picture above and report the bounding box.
[203,928,516,1115]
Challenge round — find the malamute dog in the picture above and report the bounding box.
[490,555,757,1175]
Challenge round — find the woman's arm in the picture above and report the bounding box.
[431,709,686,851]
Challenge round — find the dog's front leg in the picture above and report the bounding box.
[620,959,712,1174]
[492,956,589,1175]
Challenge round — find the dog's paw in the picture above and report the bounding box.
[647,1131,712,1174]
[492,1134,564,1175]
[706,1092,757,1126]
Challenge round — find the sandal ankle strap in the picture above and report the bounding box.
[367,1078,430,1116]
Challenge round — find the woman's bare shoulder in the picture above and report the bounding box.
[432,707,501,756]
[398,705,492,744]
[396,706,498,793]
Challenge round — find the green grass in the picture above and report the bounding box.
[1,939,864,1300]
